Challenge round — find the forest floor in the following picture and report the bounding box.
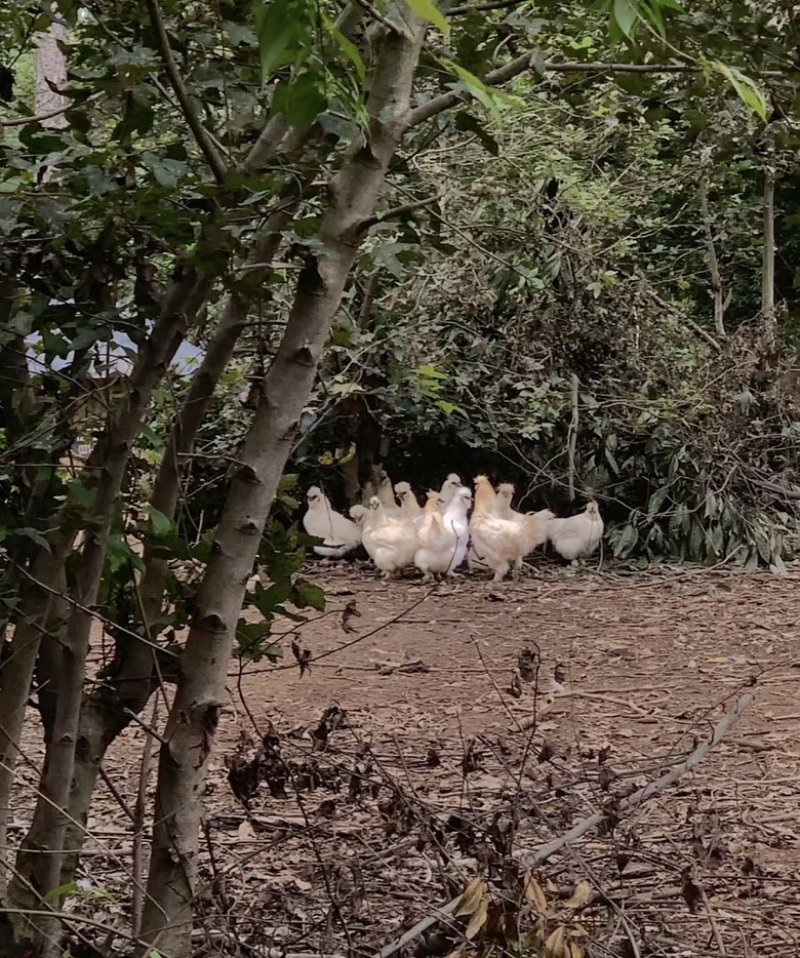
[9,562,800,957]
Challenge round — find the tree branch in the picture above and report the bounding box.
[143,0,227,183]
[352,0,412,36]
[409,56,795,128]
[376,692,753,958]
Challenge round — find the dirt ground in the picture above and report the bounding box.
[10,563,800,957]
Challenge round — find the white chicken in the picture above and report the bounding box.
[349,504,368,526]
[496,483,555,552]
[362,465,399,512]
[395,481,422,519]
[361,496,418,578]
[469,476,553,581]
[439,473,462,506]
[414,487,472,581]
[302,486,362,558]
[547,501,604,563]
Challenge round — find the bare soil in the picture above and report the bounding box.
[9,563,800,957]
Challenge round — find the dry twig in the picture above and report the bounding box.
[375,692,753,958]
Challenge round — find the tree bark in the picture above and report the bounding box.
[4,260,218,952]
[698,180,729,339]
[59,199,300,887]
[138,11,429,955]
[761,169,776,318]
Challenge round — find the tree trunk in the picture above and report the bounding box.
[35,18,68,127]
[138,11,429,955]
[698,180,728,339]
[4,262,217,953]
[59,201,299,887]
[762,169,776,318]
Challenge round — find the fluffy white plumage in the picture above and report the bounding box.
[414,487,472,581]
[361,496,418,577]
[469,476,555,581]
[395,481,422,519]
[548,501,604,562]
[496,483,555,552]
[302,486,362,558]
[362,466,399,513]
[439,473,462,506]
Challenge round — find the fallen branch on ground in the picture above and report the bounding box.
[375,691,753,958]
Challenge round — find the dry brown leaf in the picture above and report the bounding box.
[523,871,548,915]
[237,820,256,841]
[544,926,567,958]
[454,876,485,918]
[569,942,584,958]
[465,896,489,941]
[564,879,592,909]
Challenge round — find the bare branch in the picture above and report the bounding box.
[0,105,71,127]
[143,0,228,183]
[409,56,794,128]
[352,0,412,36]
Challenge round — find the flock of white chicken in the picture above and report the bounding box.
[302,472,604,583]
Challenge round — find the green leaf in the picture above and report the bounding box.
[271,70,328,132]
[13,527,50,551]
[291,578,325,611]
[416,364,448,380]
[612,0,638,37]
[405,0,450,37]
[140,152,189,188]
[254,0,314,79]
[148,506,172,537]
[324,16,365,82]
[437,399,468,418]
[236,619,283,661]
[612,522,639,557]
[251,579,292,617]
[712,62,767,122]
[442,59,501,125]
[454,111,499,156]
[44,882,78,903]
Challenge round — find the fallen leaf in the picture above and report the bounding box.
[523,871,548,915]
[465,896,488,940]
[454,875,485,917]
[544,925,567,958]
[237,820,256,841]
[564,880,592,909]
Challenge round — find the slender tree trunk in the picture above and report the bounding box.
[138,12,429,955]
[762,169,776,318]
[35,19,68,128]
[698,180,729,339]
[4,263,217,953]
[59,202,298,886]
